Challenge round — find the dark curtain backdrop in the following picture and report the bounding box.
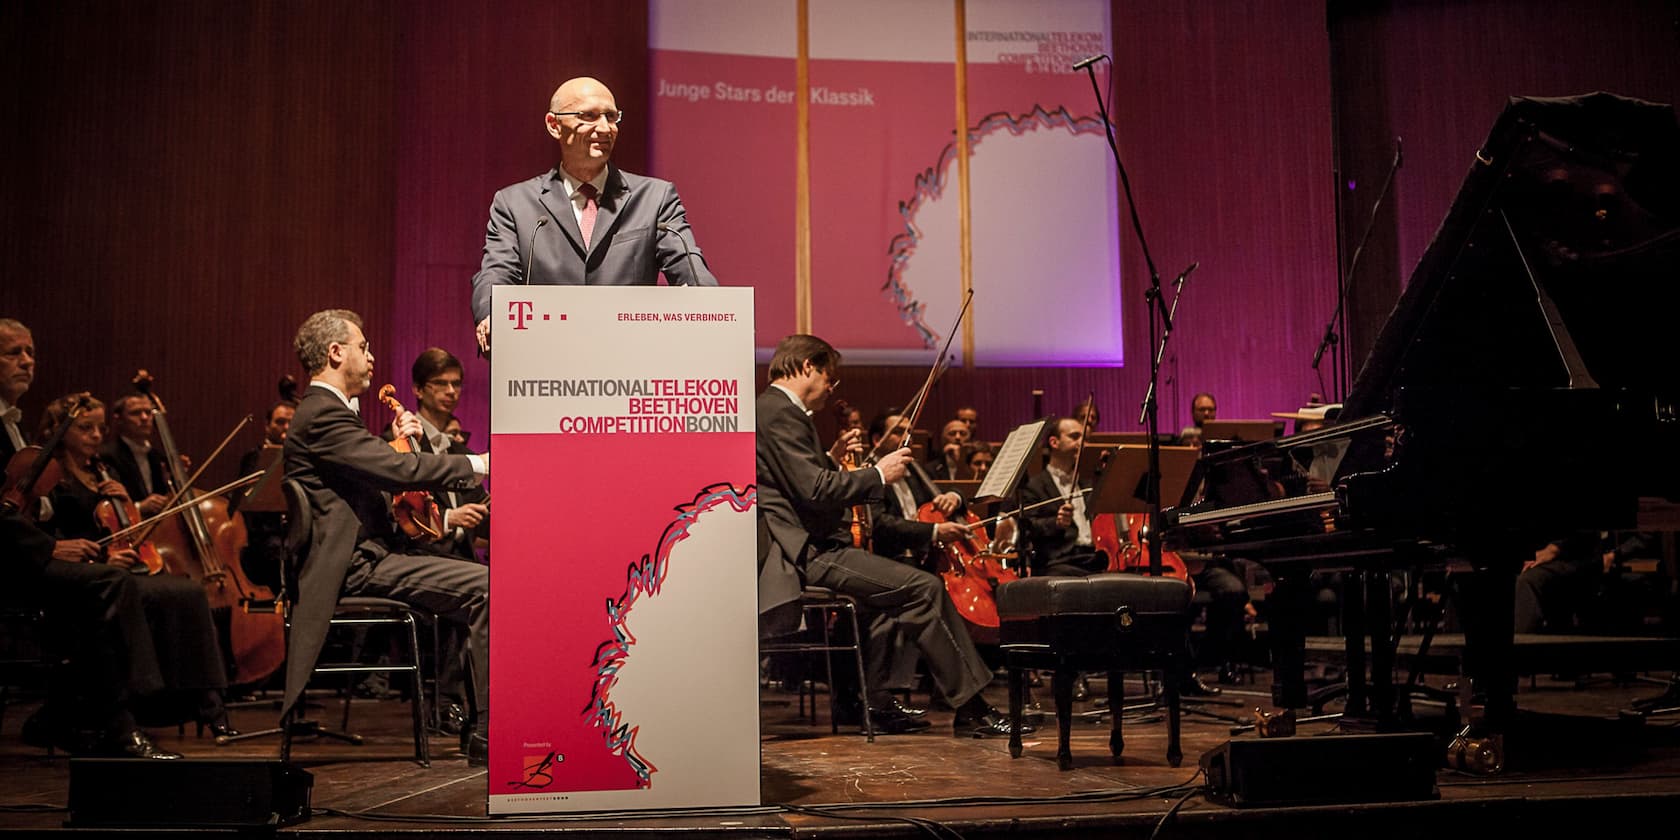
[1331,0,1680,374]
[4,0,1674,482]
[2,0,399,485]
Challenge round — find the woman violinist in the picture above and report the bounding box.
[35,394,237,738]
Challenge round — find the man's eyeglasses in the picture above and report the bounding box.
[425,378,463,391]
[549,109,624,126]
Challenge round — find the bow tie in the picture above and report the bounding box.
[1,406,20,425]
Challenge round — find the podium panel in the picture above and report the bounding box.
[489,286,758,814]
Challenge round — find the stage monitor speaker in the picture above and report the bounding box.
[1200,733,1438,807]
[67,758,313,828]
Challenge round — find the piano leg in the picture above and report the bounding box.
[1268,569,1313,708]
[1458,558,1519,732]
[1366,569,1397,723]
[1342,571,1369,717]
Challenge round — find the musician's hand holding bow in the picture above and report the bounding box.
[1056,502,1074,528]
[448,503,489,529]
[875,447,913,484]
[52,539,102,563]
[933,520,973,545]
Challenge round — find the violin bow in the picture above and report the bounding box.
[132,415,253,545]
[1063,390,1097,507]
[98,472,266,546]
[863,290,972,467]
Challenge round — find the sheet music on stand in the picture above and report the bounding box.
[973,418,1048,502]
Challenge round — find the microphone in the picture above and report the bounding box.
[1174,261,1199,289]
[521,217,549,285]
[1394,136,1403,169]
[1071,53,1107,71]
[657,223,704,286]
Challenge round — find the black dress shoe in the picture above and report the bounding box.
[438,701,468,737]
[1179,674,1222,697]
[20,711,82,753]
[466,731,489,766]
[953,708,1034,738]
[884,698,927,718]
[867,705,932,734]
[101,729,182,760]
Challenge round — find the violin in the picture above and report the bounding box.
[133,370,286,685]
[90,457,166,575]
[832,399,872,550]
[2,393,89,518]
[376,384,447,543]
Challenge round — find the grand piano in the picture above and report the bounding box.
[1161,93,1680,737]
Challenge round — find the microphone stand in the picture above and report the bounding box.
[1077,57,1187,577]
[1313,139,1402,401]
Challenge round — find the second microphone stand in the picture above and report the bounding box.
[1076,59,1195,574]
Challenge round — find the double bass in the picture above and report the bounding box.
[132,371,286,686]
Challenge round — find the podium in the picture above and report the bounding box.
[487,286,758,814]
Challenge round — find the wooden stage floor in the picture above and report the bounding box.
[2,669,1679,838]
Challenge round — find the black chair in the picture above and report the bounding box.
[0,606,56,751]
[997,573,1192,770]
[226,479,431,765]
[760,586,875,742]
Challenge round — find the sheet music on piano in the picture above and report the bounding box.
[973,418,1049,502]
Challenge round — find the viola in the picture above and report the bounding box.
[132,371,286,685]
[2,393,89,518]
[90,457,165,575]
[375,384,447,543]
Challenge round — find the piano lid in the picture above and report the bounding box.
[1343,92,1680,419]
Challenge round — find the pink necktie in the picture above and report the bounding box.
[578,183,598,249]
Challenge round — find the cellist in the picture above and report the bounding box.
[864,406,970,565]
[754,334,1027,738]
[34,394,237,740]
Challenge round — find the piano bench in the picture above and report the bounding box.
[997,573,1194,770]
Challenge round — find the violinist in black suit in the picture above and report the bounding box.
[381,347,490,736]
[755,334,1024,737]
[283,310,491,763]
[382,348,489,562]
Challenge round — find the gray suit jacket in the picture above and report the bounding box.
[280,385,476,716]
[755,388,884,636]
[470,164,719,323]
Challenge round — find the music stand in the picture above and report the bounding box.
[1200,420,1281,443]
[1089,445,1199,519]
[236,445,287,513]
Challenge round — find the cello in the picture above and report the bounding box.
[375,384,447,543]
[132,371,286,685]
